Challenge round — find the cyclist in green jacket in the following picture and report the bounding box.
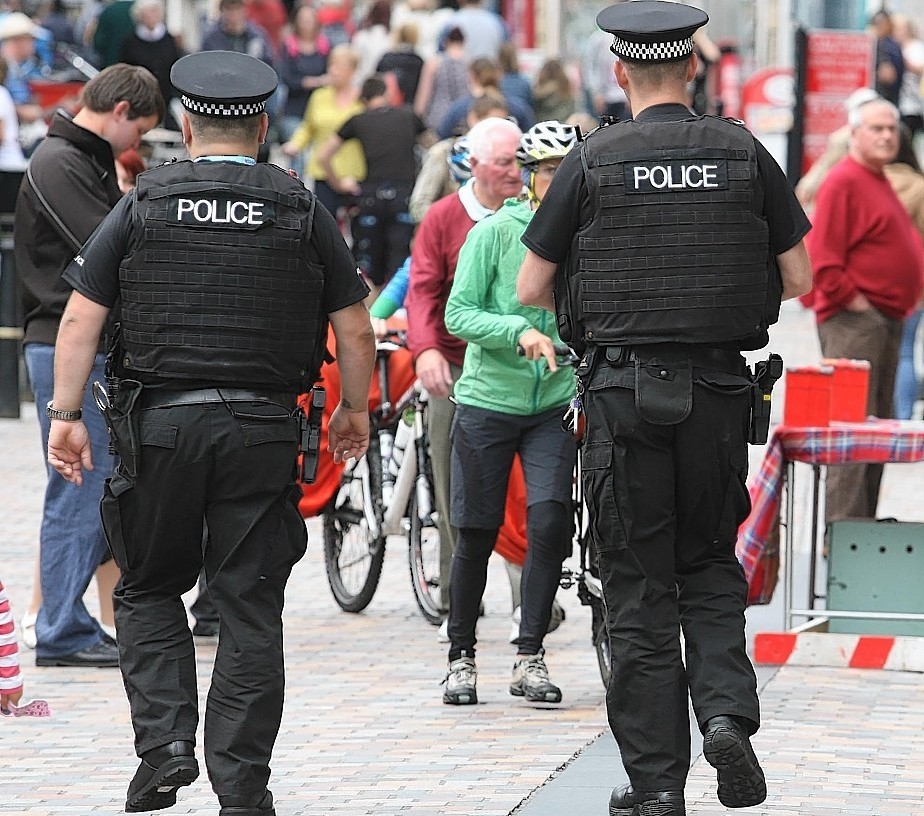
[441,121,580,705]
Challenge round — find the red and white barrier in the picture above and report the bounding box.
[754,632,924,672]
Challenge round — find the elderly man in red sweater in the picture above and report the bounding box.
[405,116,523,614]
[809,97,924,522]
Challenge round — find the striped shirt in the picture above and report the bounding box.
[0,580,23,697]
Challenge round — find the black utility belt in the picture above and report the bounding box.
[603,344,744,375]
[140,388,294,410]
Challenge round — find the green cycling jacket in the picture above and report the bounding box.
[445,198,576,416]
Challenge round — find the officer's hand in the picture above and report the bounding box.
[415,349,453,398]
[329,405,370,464]
[517,328,558,372]
[47,420,94,486]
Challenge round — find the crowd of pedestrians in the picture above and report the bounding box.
[3,1,924,815]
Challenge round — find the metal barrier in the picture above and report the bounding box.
[0,171,25,418]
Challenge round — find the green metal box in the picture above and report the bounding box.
[826,520,924,636]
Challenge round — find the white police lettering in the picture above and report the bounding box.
[176,198,266,225]
[626,160,728,193]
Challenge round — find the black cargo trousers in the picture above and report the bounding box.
[579,346,760,792]
[101,396,307,802]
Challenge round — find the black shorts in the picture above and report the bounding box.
[449,402,576,530]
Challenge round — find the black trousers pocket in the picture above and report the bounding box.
[259,484,309,581]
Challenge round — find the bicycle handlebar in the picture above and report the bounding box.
[375,328,407,354]
[516,343,579,365]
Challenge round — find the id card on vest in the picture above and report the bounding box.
[168,192,276,231]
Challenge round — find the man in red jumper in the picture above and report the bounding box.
[809,97,924,522]
[405,116,523,613]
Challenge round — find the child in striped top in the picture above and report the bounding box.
[0,579,24,713]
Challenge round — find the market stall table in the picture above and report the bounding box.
[736,419,924,629]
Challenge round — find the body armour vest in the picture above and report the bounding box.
[556,115,781,351]
[121,160,325,390]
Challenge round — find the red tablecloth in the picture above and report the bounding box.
[736,420,924,605]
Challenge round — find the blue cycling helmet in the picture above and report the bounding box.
[448,135,472,185]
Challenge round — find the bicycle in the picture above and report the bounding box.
[560,447,611,689]
[512,342,610,688]
[322,332,443,623]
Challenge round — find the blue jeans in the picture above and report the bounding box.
[894,309,922,419]
[24,343,113,658]
[280,115,306,179]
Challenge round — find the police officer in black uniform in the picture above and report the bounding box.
[517,3,813,815]
[46,50,375,816]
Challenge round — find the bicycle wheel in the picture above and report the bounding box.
[407,490,443,625]
[323,434,386,612]
[592,605,612,689]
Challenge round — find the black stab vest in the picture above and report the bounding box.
[556,115,781,351]
[120,160,326,390]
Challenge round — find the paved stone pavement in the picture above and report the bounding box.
[3,302,924,815]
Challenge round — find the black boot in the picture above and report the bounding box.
[125,740,198,812]
[702,715,767,808]
[609,784,685,816]
[219,789,275,816]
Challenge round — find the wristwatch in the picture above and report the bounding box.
[45,401,82,421]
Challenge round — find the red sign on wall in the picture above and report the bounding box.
[801,29,874,176]
[501,0,534,50]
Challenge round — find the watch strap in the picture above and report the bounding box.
[45,401,82,421]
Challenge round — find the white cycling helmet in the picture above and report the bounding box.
[516,120,579,168]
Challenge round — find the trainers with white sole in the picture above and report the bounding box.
[442,656,477,705]
[509,650,562,703]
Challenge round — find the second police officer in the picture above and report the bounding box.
[517,3,813,816]
[45,51,375,816]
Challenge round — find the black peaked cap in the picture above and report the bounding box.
[597,1,708,63]
[171,50,278,118]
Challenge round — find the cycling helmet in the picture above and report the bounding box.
[516,120,579,168]
[448,135,472,185]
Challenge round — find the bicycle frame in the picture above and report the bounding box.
[559,444,611,688]
[369,335,435,538]
[323,332,441,621]
[334,455,379,534]
[380,379,431,537]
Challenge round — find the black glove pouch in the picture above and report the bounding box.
[634,357,693,425]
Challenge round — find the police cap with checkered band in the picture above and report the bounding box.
[170,50,277,118]
[597,1,708,63]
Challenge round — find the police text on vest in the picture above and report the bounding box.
[624,159,729,193]
[176,198,265,225]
